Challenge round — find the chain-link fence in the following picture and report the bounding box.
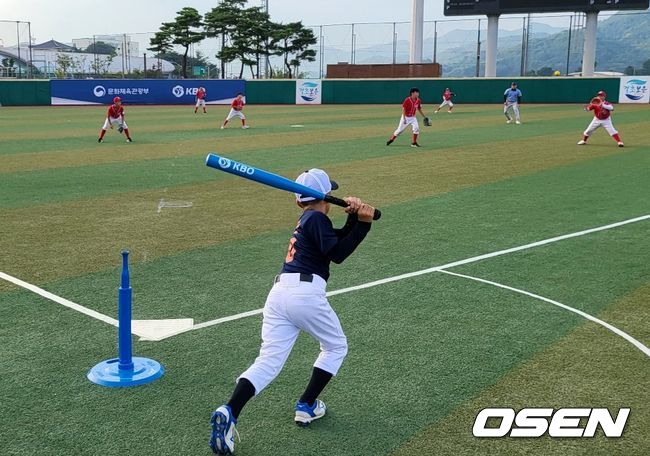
[1,11,648,79]
[0,21,33,78]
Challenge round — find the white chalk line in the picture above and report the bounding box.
[1,214,648,343]
[0,271,119,328]
[160,213,650,340]
[438,270,650,358]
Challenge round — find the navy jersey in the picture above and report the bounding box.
[281,210,371,281]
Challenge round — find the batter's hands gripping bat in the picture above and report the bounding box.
[205,153,382,220]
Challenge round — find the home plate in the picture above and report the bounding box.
[290,124,304,128]
[133,318,195,341]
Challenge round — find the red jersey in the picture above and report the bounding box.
[443,90,454,101]
[107,104,124,119]
[402,96,421,117]
[589,101,613,120]
[231,98,244,110]
[196,88,206,100]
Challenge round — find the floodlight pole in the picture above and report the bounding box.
[582,11,598,77]
[409,0,424,63]
[16,22,22,78]
[485,15,499,77]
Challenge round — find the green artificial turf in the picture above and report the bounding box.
[0,104,648,456]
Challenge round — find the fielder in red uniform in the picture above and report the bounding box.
[221,93,249,129]
[434,88,456,113]
[386,87,426,148]
[98,97,132,143]
[578,91,624,147]
[195,86,207,114]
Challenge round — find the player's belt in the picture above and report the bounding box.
[274,273,313,284]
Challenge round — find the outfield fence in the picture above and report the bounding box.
[2,76,646,106]
[1,11,649,80]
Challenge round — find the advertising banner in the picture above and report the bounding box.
[618,77,650,104]
[51,79,245,105]
[295,79,322,105]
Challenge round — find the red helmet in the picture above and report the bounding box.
[113,96,121,103]
[597,91,606,98]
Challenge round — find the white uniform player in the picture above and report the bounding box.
[209,170,375,455]
[504,82,522,124]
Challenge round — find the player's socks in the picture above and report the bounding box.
[124,129,131,140]
[612,134,622,142]
[299,367,333,406]
[412,133,418,144]
[226,378,256,420]
[99,129,107,140]
[582,135,589,142]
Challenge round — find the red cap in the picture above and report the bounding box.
[113,96,121,103]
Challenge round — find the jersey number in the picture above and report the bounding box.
[285,237,297,262]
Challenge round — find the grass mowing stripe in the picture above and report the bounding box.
[2,149,647,319]
[1,248,646,455]
[2,104,643,157]
[438,269,650,357]
[2,135,645,291]
[3,112,648,208]
[391,281,650,456]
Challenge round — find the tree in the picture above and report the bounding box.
[84,41,117,56]
[90,54,114,75]
[151,7,205,78]
[223,6,274,78]
[55,53,74,78]
[537,66,554,76]
[204,0,246,78]
[2,57,16,77]
[275,22,317,78]
[73,55,88,77]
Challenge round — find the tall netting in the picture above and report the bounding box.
[2,11,649,79]
[0,21,32,78]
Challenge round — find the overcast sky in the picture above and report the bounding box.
[0,0,565,43]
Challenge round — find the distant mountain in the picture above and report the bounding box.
[295,13,650,78]
[453,12,650,76]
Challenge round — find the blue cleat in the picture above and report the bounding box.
[294,400,327,427]
[210,405,239,454]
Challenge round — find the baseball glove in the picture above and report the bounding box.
[423,116,432,127]
[118,126,124,134]
[590,97,602,106]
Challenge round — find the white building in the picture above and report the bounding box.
[1,39,174,76]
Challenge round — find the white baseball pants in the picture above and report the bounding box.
[101,117,127,130]
[238,273,348,395]
[393,115,420,136]
[504,102,520,121]
[226,108,246,121]
[438,99,454,109]
[196,99,206,107]
[584,117,618,137]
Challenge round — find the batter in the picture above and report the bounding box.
[209,169,375,455]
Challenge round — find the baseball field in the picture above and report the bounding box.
[1,103,649,456]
